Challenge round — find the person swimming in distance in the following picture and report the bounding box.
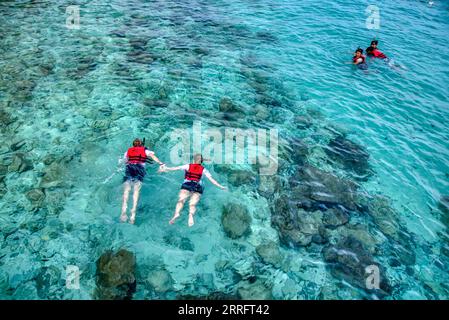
[366,40,388,60]
[367,40,406,72]
[158,153,227,227]
[353,48,368,70]
[120,138,164,224]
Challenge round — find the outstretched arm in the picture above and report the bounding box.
[149,153,164,165]
[158,165,186,173]
[206,175,227,190]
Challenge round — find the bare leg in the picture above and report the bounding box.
[129,181,142,224]
[169,189,190,225]
[188,192,201,227]
[121,181,131,222]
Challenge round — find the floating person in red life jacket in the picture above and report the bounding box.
[366,40,406,71]
[353,48,368,70]
[158,153,227,227]
[120,138,164,224]
[366,40,388,60]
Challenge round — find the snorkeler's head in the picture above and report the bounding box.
[371,40,378,47]
[133,138,142,147]
[355,48,363,56]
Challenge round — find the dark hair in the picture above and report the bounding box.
[355,48,363,54]
[133,138,142,147]
[371,40,378,45]
[366,46,374,54]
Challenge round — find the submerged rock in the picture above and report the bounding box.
[45,189,67,215]
[280,137,309,166]
[237,278,273,300]
[0,145,8,155]
[91,119,111,131]
[252,104,270,121]
[41,217,64,239]
[257,175,281,198]
[221,203,252,239]
[249,80,268,95]
[20,216,46,234]
[290,165,359,211]
[219,97,243,113]
[392,240,416,266]
[163,233,195,251]
[194,273,215,291]
[322,236,391,296]
[0,181,7,198]
[256,241,282,266]
[294,115,313,130]
[277,227,313,247]
[0,164,7,181]
[215,261,242,285]
[322,208,349,228]
[95,249,136,300]
[110,29,127,38]
[10,139,27,151]
[38,63,54,76]
[8,153,33,173]
[15,79,36,101]
[325,135,371,180]
[67,56,97,79]
[25,188,45,208]
[12,281,38,299]
[129,38,148,50]
[40,162,68,189]
[0,269,9,292]
[0,109,15,126]
[255,31,278,43]
[143,98,169,108]
[177,291,239,300]
[145,269,174,293]
[35,266,61,299]
[271,197,325,248]
[227,170,255,187]
[193,47,210,56]
[127,49,154,64]
[186,56,203,68]
[214,165,255,187]
[339,223,379,254]
[42,154,57,166]
[367,196,403,241]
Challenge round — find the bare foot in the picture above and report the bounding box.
[120,214,128,223]
[129,215,136,225]
[169,214,180,225]
[188,214,194,227]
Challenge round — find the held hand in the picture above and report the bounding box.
[158,164,166,173]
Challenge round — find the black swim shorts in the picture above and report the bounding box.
[181,181,204,194]
[123,164,146,182]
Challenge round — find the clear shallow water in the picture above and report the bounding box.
[0,0,449,300]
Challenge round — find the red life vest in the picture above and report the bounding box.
[185,164,204,182]
[373,49,387,59]
[353,55,366,64]
[126,146,147,164]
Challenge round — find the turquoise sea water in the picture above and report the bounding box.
[1,0,449,300]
